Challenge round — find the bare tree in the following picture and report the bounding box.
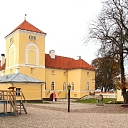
[87,0,128,103]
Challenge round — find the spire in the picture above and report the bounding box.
[24,14,27,20]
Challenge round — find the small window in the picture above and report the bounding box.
[10,37,14,43]
[87,72,90,77]
[51,82,54,90]
[29,35,36,41]
[16,88,21,96]
[86,82,89,90]
[64,71,67,76]
[52,70,55,75]
[74,94,77,98]
[31,68,34,74]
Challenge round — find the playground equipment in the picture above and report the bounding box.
[0,87,27,116]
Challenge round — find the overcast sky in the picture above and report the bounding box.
[0,0,102,64]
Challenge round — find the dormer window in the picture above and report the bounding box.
[29,36,36,41]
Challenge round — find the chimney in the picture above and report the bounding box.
[77,56,81,60]
[49,50,55,59]
[1,54,5,66]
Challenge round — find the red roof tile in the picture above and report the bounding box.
[0,55,95,71]
[0,63,6,71]
[6,20,46,37]
[45,54,74,69]
[45,54,95,70]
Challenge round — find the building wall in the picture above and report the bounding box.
[44,68,95,99]
[5,31,19,68]
[0,83,42,100]
[117,89,123,101]
[68,69,81,98]
[0,83,12,90]
[4,30,46,81]
[45,68,67,98]
[13,83,42,100]
[80,69,95,98]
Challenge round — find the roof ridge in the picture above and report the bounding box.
[45,53,75,60]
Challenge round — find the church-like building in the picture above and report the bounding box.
[0,19,95,101]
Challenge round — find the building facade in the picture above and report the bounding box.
[0,20,95,101]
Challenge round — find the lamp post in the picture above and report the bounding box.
[67,84,71,112]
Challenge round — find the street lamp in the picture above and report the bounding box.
[67,84,71,112]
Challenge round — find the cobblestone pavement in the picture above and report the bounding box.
[0,102,128,128]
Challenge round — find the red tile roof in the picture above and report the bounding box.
[0,63,6,71]
[6,20,46,37]
[45,54,95,70]
[0,54,95,71]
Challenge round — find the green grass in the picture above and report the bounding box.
[74,98,116,104]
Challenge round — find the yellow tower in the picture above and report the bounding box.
[5,20,46,81]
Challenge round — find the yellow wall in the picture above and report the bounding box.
[4,30,46,79]
[0,83,12,90]
[13,83,42,100]
[5,31,19,68]
[117,89,123,101]
[45,68,95,99]
[0,83,42,100]
[45,68,67,98]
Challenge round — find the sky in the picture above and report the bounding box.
[0,0,102,64]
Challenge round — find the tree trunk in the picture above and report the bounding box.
[122,88,128,104]
[120,51,128,104]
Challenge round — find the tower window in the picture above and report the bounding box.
[10,37,14,43]
[29,36,36,41]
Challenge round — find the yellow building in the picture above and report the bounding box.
[0,19,95,101]
[117,90,123,101]
[117,87,128,102]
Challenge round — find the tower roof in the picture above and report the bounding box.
[6,20,46,37]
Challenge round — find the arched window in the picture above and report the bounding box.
[71,82,74,90]
[9,44,16,66]
[51,81,55,90]
[63,82,66,90]
[25,43,39,65]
